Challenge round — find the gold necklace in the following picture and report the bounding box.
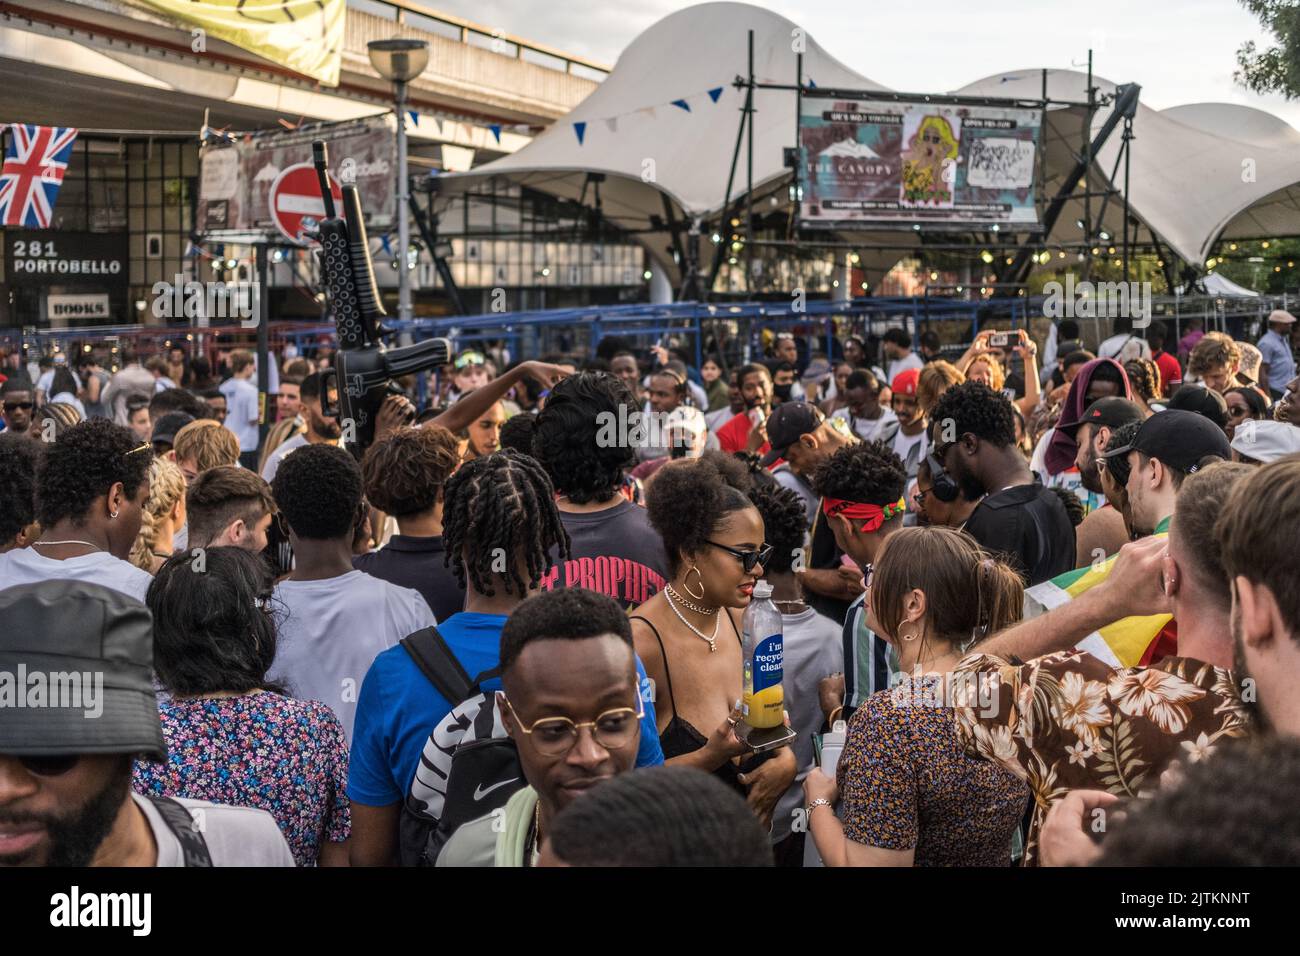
[665,586,720,652]
[665,583,717,615]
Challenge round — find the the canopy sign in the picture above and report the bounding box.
[798,97,1042,229]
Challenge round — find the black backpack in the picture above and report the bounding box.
[396,626,523,867]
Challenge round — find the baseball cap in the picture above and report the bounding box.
[761,401,823,467]
[0,582,165,759]
[1268,309,1297,325]
[1059,397,1144,438]
[1230,419,1300,464]
[152,411,195,445]
[892,368,920,396]
[1102,409,1231,475]
[1169,385,1230,430]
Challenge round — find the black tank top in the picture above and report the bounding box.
[631,614,768,796]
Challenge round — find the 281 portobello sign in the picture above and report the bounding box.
[3,231,128,288]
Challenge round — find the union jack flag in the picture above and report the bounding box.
[0,124,78,228]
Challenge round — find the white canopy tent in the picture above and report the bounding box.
[434,2,1300,292]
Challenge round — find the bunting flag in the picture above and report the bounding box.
[565,84,730,146]
[488,124,501,143]
[0,124,78,227]
[407,110,419,127]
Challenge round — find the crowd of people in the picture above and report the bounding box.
[1,309,1299,868]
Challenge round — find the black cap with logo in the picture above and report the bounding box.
[760,401,824,466]
[1101,409,1231,475]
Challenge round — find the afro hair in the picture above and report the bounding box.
[645,450,756,575]
[271,442,362,540]
[35,418,152,528]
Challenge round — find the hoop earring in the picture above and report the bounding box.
[899,622,919,642]
[683,565,706,601]
[109,511,119,519]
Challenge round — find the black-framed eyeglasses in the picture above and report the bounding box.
[16,754,80,777]
[705,539,774,573]
[501,697,645,757]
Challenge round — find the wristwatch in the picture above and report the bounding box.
[806,797,833,817]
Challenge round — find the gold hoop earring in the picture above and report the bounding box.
[683,565,706,601]
[900,622,919,642]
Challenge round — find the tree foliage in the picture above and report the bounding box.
[1237,1,1300,99]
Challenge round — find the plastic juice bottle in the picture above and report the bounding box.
[742,580,785,729]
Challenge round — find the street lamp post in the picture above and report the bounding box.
[368,38,429,322]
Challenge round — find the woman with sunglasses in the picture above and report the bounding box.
[133,547,351,866]
[632,452,798,827]
[803,527,1029,866]
[1224,385,1268,442]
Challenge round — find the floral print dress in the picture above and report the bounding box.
[133,692,351,866]
[952,651,1254,865]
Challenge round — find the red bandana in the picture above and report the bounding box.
[822,495,907,533]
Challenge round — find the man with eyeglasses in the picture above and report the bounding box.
[0,581,295,867]
[438,589,647,867]
[0,378,34,436]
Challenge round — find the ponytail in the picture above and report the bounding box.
[970,556,1024,647]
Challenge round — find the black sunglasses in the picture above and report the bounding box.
[4,401,35,411]
[16,754,80,776]
[705,540,774,573]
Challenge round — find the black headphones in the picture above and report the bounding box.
[926,452,960,503]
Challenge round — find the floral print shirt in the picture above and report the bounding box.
[952,651,1254,865]
[837,674,1030,866]
[133,692,351,866]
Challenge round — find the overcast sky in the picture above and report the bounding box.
[433,0,1300,128]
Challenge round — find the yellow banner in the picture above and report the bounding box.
[129,0,344,86]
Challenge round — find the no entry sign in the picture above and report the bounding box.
[269,162,343,246]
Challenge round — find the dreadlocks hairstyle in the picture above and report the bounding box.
[645,450,756,576]
[129,456,187,570]
[810,439,906,507]
[33,401,83,439]
[533,371,637,504]
[36,419,151,528]
[0,432,41,548]
[548,765,774,867]
[929,381,1017,448]
[747,482,807,574]
[441,449,569,598]
[1047,485,1085,527]
[360,424,460,518]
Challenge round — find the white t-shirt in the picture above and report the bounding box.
[0,549,152,602]
[268,570,436,743]
[261,432,308,483]
[891,427,928,479]
[132,792,295,867]
[220,377,260,452]
[771,607,844,843]
[832,406,899,444]
[886,352,924,385]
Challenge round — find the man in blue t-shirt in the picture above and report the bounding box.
[345,449,663,866]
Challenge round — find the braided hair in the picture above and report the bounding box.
[130,456,186,571]
[1124,358,1161,403]
[441,449,570,597]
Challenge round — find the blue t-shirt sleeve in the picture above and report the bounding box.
[633,654,665,767]
[347,653,402,806]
